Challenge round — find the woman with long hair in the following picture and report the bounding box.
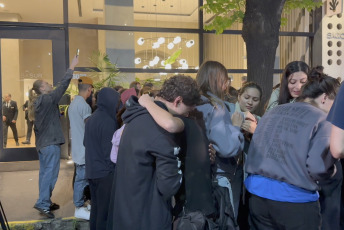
[266,61,309,112]
[196,60,244,224]
[245,75,340,230]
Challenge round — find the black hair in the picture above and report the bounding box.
[238,82,263,100]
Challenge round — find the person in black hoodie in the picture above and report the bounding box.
[84,87,120,230]
[107,75,201,230]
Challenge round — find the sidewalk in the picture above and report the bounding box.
[0,160,80,224]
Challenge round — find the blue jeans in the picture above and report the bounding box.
[74,164,88,207]
[35,145,60,210]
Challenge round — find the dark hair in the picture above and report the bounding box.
[78,83,91,92]
[224,86,238,103]
[28,80,44,121]
[129,81,140,89]
[238,82,263,100]
[114,85,123,92]
[143,82,154,88]
[309,65,324,80]
[298,74,340,101]
[278,61,310,105]
[157,75,200,106]
[196,61,229,101]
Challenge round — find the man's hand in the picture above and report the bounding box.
[241,120,257,134]
[209,143,216,164]
[11,120,16,124]
[69,55,79,70]
[2,116,6,122]
[138,94,154,108]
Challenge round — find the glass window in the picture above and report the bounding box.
[68,0,199,29]
[0,0,63,24]
[277,36,310,69]
[70,28,199,70]
[1,39,53,149]
[281,8,310,32]
[204,34,247,70]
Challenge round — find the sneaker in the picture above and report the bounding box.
[49,203,60,211]
[75,207,90,220]
[22,140,31,144]
[34,206,55,218]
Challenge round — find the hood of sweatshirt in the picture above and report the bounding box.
[122,95,167,124]
[97,87,120,120]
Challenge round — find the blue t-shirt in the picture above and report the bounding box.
[327,84,344,129]
[245,174,319,203]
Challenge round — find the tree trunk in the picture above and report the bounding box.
[242,0,286,115]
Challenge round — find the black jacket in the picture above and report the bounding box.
[2,100,18,123]
[84,87,119,179]
[107,96,182,230]
[33,69,73,151]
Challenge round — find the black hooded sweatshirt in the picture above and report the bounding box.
[107,96,182,230]
[84,87,119,179]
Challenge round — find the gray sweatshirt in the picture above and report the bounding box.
[33,69,73,151]
[245,102,336,191]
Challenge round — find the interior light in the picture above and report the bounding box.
[182,63,189,69]
[134,57,141,64]
[152,42,160,49]
[137,37,145,46]
[161,60,166,66]
[167,42,174,49]
[0,3,5,8]
[173,36,181,44]
[186,40,195,48]
[157,37,165,44]
[143,65,149,69]
[149,60,155,66]
[195,66,199,70]
[165,64,172,69]
[179,59,187,65]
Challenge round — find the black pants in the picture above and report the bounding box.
[3,121,18,145]
[25,119,33,141]
[319,160,343,230]
[249,194,321,230]
[88,172,114,230]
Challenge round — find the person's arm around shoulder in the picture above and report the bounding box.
[139,94,184,133]
[50,55,79,104]
[330,124,344,158]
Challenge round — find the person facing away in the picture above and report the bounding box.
[22,100,34,145]
[245,75,340,230]
[107,75,200,230]
[2,93,19,147]
[29,55,79,219]
[84,87,120,230]
[68,76,94,220]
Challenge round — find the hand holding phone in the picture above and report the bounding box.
[76,48,80,57]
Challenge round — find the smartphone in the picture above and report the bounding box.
[76,48,80,56]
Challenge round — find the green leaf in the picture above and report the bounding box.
[165,49,182,65]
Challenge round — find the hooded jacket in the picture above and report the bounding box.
[84,87,119,179]
[107,96,182,230]
[34,69,73,151]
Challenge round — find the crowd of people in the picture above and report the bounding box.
[25,56,344,230]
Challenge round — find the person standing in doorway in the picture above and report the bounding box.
[22,100,34,145]
[29,56,79,218]
[2,93,19,147]
[68,76,93,220]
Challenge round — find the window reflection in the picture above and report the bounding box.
[1,39,52,148]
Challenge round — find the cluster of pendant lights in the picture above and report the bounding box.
[135,36,195,69]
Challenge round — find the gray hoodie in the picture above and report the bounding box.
[245,102,336,191]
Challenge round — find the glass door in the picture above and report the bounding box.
[0,28,66,162]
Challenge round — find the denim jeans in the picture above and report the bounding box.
[74,164,88,207]
[35,145,60,210]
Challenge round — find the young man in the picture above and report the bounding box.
[2,93,19,147]
[107,75,201,230]
[68,76,93,220]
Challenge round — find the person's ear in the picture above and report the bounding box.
[173,96,183,107]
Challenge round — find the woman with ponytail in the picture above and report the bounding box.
[32,56,78,218]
